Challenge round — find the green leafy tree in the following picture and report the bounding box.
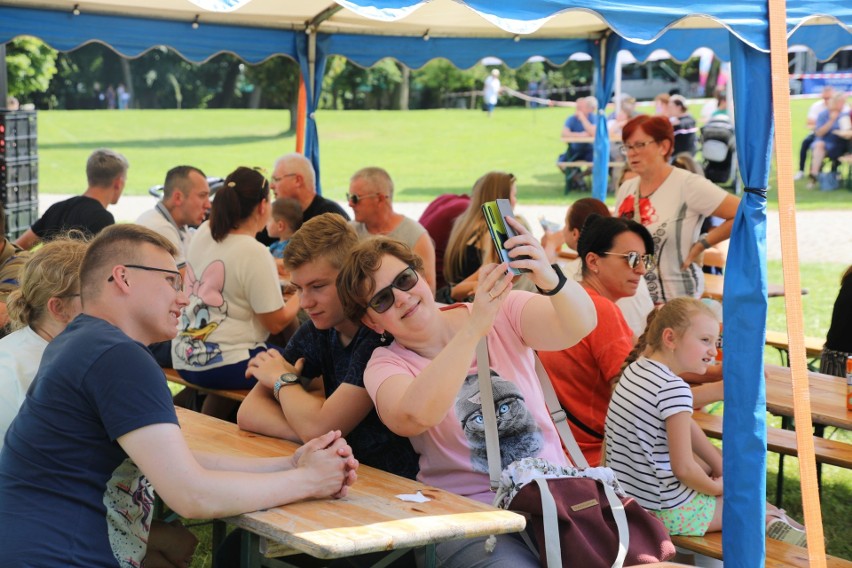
[243,56,300,130]
[321,57,403,110]
[5,37,58,100]
[411,59,479,109]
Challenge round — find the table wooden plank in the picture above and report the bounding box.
[764,330,824,360]
[764,365,851,430]
[176,408,526,560]
[703,273,793,301]
[693,411,852,469]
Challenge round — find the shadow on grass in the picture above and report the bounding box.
[40,131,294,151]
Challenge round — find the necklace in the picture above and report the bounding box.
[33,325,54,342]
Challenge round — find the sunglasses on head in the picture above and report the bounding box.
[368,266,419,313]
[602,251,655,270]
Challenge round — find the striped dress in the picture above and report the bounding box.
[604,357,696,510]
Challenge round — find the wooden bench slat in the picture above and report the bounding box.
[672,532,852,567]
[163,368,250,402]
[693,412,852,469]
[557,161,623,168]
[765,330,824,360]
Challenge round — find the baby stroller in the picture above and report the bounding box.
[700,116,740,192]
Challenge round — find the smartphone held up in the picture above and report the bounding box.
[481,199,530,276]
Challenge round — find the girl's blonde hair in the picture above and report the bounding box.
[444,171,515,284]
[622,297,718,372]
[6,236,89,330]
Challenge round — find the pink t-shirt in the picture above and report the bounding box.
[364,291,570,504]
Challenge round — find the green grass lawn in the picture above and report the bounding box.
[35,99,852,209]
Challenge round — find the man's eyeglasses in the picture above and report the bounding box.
[108,264,184,292]
[620,140,657,155]
[367,266,419,313]
[346,192,384,205]
[602,251,656,271]
[271,173,297,184]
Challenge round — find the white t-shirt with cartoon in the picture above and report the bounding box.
[615,167,728,303]
[364,291,570,504]
[172,222,284,371]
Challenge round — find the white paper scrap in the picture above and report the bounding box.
[396,491,431,503]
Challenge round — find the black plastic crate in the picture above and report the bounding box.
[1,158,38,185]
[0,111,37,139]
[0,135,38,161]
[1,180,38,207]
[3,201,39,241]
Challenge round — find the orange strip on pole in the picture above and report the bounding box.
[295,73,307,154]
[767,0,827,563]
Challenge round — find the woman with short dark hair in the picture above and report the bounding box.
[538,215,654,466]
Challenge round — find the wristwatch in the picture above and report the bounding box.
[272,372,301,402]
[536,263,568,296]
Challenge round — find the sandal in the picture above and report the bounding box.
[766,509,807,547]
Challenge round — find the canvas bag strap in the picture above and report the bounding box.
[476,337,503,491]
[533,354,590,469]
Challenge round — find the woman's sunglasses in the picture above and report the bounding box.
[368,266,419,313]
[602,251,655,270]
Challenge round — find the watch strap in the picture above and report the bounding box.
[535,263,568,296]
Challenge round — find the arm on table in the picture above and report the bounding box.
[237,382,302,442]
[244,349,375,441]
[119,423,357,519]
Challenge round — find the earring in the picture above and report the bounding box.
[380,332,389,344]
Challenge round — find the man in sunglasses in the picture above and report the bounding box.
[0,224,358,568]
[238,213,419,481]
[347,167,437,294]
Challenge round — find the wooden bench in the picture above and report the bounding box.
[671,532,852,567]
[556,161,627,193]
[764,330,824,368]
[162,368,250,402]
[693,411,852,470]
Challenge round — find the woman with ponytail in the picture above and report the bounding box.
[172,167,299,417]
[0,236,88,447]
[538,214,655,466]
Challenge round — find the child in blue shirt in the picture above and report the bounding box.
[267,198,303,276]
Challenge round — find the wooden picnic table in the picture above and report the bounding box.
[764,364,851,430]
[176,407,526,567]
[702,273,796,301]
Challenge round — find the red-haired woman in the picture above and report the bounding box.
[615,115,739,304]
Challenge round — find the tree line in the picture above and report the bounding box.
[7,37,706,124]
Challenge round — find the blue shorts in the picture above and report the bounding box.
[178,345,285,390]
